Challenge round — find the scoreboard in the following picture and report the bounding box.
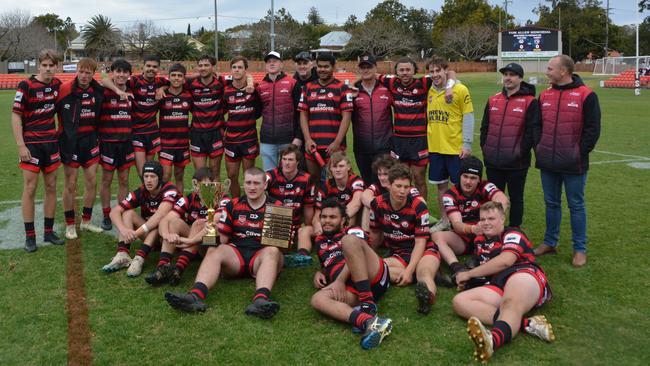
[500,27,560,58]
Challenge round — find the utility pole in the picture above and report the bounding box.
[270,0,275,52]
[214,0,219,64]
[503,0,511,29]
[605,0,610,55]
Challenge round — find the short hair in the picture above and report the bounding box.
[143,54,161,64]
[372,154,397,174]
[279,144,301,160]
[198,54,217,66]
[244,166,265,179]
[316,53,336,66]
[479,201,505,216]
[426,55,448,71]
[110,59,132,73]
[554,55,575,74]
[77,58,97,72]
[230,56,248,69]
[394,56,417,73]
[388,163,412,184]
[328,151,351,170]
[38,49,60,65]
[193,167,214,181]
[169,63,186,75]
[320,197,348,223]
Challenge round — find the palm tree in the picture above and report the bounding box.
[82,15,121,61]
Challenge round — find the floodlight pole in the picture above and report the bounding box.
[270,0,275,52]
[214,0,219,65]
[635,9,640,96]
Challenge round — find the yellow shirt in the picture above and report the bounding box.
[427,83,474,155]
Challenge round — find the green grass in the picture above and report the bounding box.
[1,73,650,365]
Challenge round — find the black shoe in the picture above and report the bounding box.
[145,264,172,286]
[101,217,112,231]
[415,282,435,315]
[165,292,206,313]
[435,271,455,288]
[245,298,280,319]
[359,301,378,316]
[24,237,37,253]
[44,232,64,245]
[168,267,184,286]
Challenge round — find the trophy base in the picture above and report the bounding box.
[202,235,218,247]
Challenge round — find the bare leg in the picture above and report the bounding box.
[411,165,427,200]
[43,170,58,218]
[22,170,39,223]
[226,160,241,198]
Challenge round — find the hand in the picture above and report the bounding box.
[313,223,323,236]
[313,271,327,289]
[121,229,138,244]
[117,90,133,101]
[471,224,483,236]
[176,237,198,249]
[155,87,166,101]
[445,88,454,104]
[17,145,31,162]
[291,138,302,147]
[326,140,341,156]
[164,233,181,245]
[455,271,471,286]
[324,280,347,302]
[396,268,414,286]
[459,148,472,159]
[305,139,317,154]
[348,86,359,98]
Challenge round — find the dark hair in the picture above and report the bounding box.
[198,54,217,66]
[143,54,161,64]
[316,53,336,66]
[230,56,248,69]
[320,197,348,224]
[394,57,417,73]
[193,167,214,181]
[426,55,448,71]
[279,144,301,160]
[169,63,186,75]
[110,59,132,73]
[388,163,412,184]
[372,154,397,174]
[38,49,60,65]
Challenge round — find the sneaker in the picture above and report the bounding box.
[415,282,435,315]
[44,232,65,245]
[165,292,206,313]
[525,315,555,342]
[244,298,280,319]
[101,217,113,231]
[145,264,172,286]
[284,253,313,268]
[24,237,37,253]
[102,252,132,273]
[126,256,145,277]
[80,221,104,233]
[467,316,493,363]
[429,220,450,234]
[65,225,78,240]
[360,317,393,350]
[168,267,184,286]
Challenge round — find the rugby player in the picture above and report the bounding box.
[453,201,554,362]
[11,49,64,252]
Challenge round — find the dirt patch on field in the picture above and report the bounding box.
[66,236,93,365]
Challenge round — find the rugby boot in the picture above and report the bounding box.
[360,317,393,350]
[102,252,132,273]
[168,267,184,286]
[429,219,450,234]
[101,217,113,231]
[44,231,65,245]
[415,282,436,315]
[351,303,378,334]
[435,271,455,288]
[165,292,206,313]
[467,316,493,363]
[126,256,145,277]
[80,221,104,233]
[145,263,172,286]
[24,237,37,253]
[284,253,313,268]
[244,298,280,319]
[65,225,78,240]
[525,315,556,342]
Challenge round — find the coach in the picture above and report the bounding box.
[533,55,601,268]
[480,62,537,228]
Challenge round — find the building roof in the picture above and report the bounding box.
[319,31,352,48]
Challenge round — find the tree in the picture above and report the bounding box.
[0,10,51,61]
[439,24,494,60]
[343,15,359,32]
[240,8,313,59]
[82,14,121,61]
[307,7,324,26]
[344,18,416,59]
[123,20,159,59]
[32,13,78,54]
[640,0,650,12]
[197,30,230,60]
[148,33,199,61]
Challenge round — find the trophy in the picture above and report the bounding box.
[261,204,295,249]
[198,179,231,246]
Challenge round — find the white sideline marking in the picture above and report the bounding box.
[0,194,116,206]
[590,159,648,165]
[593,149,650,160]
[628,162,650,169]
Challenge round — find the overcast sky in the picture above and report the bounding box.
[9,0,644,33]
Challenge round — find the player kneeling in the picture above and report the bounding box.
[452,202,554,363]
[311,198,392,350]
[165,168,284,318]
[103,161,180,276]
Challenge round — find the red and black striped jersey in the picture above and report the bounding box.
[369,192,430,257]
[442,181,501,225]
[379,75,432,138]
[218,195,282,249]
[127,75,169,135]
[366,183,420,198]
[472,228,536,266]
[316,226,368,283]
[186,75,226,132]
[297,79,353,149]
[265,167,315,224]
[223,79,261,143]
[172,191,230,225]
[119,181,180,220]
[99,88,132,142]
[158,90,192,149]
[12,76,62,144]
[56,81,102,135]
[315,174,364,209]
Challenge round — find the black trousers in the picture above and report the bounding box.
[485,167,529,227]
[354,150,389,185]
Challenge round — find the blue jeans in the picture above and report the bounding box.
[540,170,588,253]
[260,143,291,171]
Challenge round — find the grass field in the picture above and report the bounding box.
[1,72,649,365]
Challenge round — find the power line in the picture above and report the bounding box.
[110,14,258,24]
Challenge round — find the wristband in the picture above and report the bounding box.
[446,78,456,89]
[141,223,149,235]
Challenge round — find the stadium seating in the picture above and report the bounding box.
[603,69,650,89]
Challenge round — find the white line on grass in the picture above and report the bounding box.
[593,149,650,160]
[591,159,649,165]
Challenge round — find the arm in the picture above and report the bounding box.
[346,191,363,219]
[11,112,30,162]
[479,102,490,147]
[532,97,543,146]
[101,76,132,100]
[360,189,375,208]
[300,110,316,153]
[491,191,510,215]
[460,112,475,158]
[302,204,314,228]
[323,264,350,301]
[580,93,601,154]
[459,251,517,280]
[312,208,322,235]
[109,205,138,243]
[327,111,351,155]
[522,99,539,152]
[396,237,426,286]
[368,228,384,251]
[449,211,482,236]
[134,201,174,238]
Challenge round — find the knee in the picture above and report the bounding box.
[262,246,282,261]
[341,234,362,250]
[44,180,57,194]
[118,175,129,186]
[452,294,468,315]
[310,291,324,309]
[66,180,78,194]
[24,180,38,195]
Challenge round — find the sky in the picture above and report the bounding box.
[6,0,645,34]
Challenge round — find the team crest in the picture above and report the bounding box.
[238,215,246,223]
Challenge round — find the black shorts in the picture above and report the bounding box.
[100,141,135,171]
[159,148,191,167]
[60,133,100,168]
[485,263,552,309]
[344,257,391,301]
[224,139,259,162]
[387,240,440,267]
[390,136,428,167]
[132,133,161,155]
[190,129,224,158]
[19,142,61,174]
[226,244,263,278]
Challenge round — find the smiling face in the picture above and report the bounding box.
[169,71,185,89]
[265,58,283,75]
[377,168,390,188]
[545,57,565,85]
[317,61,334,82]
[428,64,447,89]
[296,59,312,78]
[359,63,376,82]
[197,59,214,79]
[502,70,521,92]
[329,159,351,182]
[143,61,159,80]
[479,208,505,237]
[111,68,131,87]
[396,62,415,85]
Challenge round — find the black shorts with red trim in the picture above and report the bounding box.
[100,140,135,171]
[159,148,191,167]
[132,132,161,154]
[60,133,100,168]
[390,136,428,167]
[226,244,263,278]
[344,257,391,301]
[224,139,259,162]
[386,241,440,267]
[19,142,61,174]
[484,263,552,309]
[190,129,224,158]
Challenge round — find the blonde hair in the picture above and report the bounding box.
[38,49,60,65]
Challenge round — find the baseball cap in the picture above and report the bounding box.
[264,51,281,62]
[459,157,483,178]
[294,51,312,62]
[358,55,377,67]
[499,62,524,78]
